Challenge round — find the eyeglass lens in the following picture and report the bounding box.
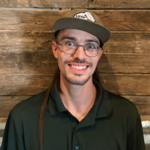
[62,41,100,57]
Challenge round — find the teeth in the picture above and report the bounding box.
[71,65,87,70]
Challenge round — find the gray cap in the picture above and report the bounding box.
[54,9,111,44]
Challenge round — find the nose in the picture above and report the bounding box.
[72,45,86,59]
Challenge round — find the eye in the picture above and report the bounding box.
[65,41,75,47]
[86,43,96,50]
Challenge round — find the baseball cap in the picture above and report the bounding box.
[53,9,111,44]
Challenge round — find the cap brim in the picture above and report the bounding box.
[54,17,111,43]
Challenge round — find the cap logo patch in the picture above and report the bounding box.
[74,12,95,22]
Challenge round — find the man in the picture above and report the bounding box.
[1,9,145,150]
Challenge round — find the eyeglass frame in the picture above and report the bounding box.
[56,41,103,57]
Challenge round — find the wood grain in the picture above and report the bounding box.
[0,9,60,31]
[0,74,53,95]
[0,8,149,127]
[29,0,89,8]
[0,130,4,137]
[98,53,150,73]
[0,9,149,31]
[99,74,150,95]
[0,52,149,74]
[135,105,150,115]
[143,128,150,134]
[0,31,149,74]
[0,0,149,8]
[0,31,149,53]
[0,0,29,7]
[141,115,150,121]
[145,144,150,150]
[0,118,7,123]
[122,96,150,115]
[104,31,150,54]
[0,74,149,95]
[89,0,150,8]
[0,31,54,53]
[122,96,150,105]
[91,10,150,31]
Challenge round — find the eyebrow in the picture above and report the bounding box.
[60,36,99,45]
[85,39,99,45]
[60,36,77,42]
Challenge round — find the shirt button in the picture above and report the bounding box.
[75,145,80,149]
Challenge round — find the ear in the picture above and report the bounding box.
[52,41,58,59]
[98,49,103,60]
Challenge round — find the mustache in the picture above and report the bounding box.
[65,58,92,67]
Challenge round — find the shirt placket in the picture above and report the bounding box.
[72,128,82,150]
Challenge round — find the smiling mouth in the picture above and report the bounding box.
[68,64,89,70]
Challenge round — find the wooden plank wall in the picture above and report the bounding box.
[0,0,150,149]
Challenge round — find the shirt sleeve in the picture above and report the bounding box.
[127,116,146,150]
[1,111,25,150]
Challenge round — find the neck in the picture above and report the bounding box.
[59,74,96,121]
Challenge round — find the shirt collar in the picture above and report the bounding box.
[48,82,67,115]
[48,80,113,119]
[92,80,112,119]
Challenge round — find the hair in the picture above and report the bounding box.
[38,30,103,150]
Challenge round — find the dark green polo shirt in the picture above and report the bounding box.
[1,81,145,150]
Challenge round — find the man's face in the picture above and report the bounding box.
[52,29,103,86]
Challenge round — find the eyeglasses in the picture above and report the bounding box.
[57,41,102,57]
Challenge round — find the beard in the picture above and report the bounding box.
[60,58,93,85]
[64,73,92,86]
